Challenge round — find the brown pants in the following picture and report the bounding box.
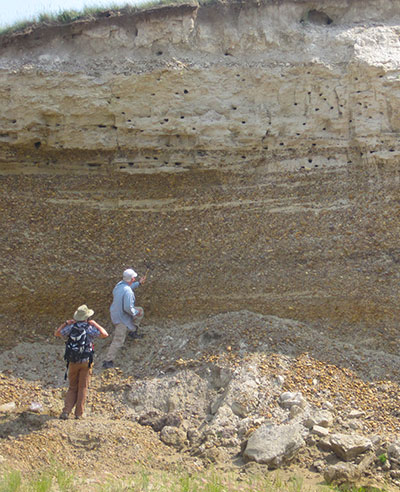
[63,361,92,418]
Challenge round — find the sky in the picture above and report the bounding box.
[0,0,144,27]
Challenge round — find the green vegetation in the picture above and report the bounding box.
[0,0,214,37]
[0,466,390,492]
[378,454,387,465]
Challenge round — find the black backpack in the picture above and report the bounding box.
[64,322,94,379]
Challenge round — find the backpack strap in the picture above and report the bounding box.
[64,361,69,381]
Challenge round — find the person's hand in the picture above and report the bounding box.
[139,275,147,285]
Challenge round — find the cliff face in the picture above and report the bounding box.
[1,0,400,349]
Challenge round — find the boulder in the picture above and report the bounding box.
[388,441,400,468]
[303,409,333,429]
[160,426,187,449]
[311,425,329,437]
[243,423,305,468]
[330,433,372,461]
[279,392,306,410]
[324,462,360,485]
[0,402,16,412]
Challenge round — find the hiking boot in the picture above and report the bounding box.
[75,415,82,420]
[128,330,144,339]
[59,412,69,420]
[102,360,114,369]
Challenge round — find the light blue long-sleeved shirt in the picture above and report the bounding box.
[110,280,140,331]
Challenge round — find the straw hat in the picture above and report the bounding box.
[73,304,94,321]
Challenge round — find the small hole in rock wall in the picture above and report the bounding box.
[119,166,126,169]
[322,128,326,131]
[129,162,134,166]
[263,146,268,150]
[184,89,189,94]
[242,121,246,124]
[315,108,319,111]
[128,119,131,122]
[98,125,106,128]
[308,159,313,163]
[156,51,163,56]
[175,162,182,166]
[232,106,237,110]
[180,116,185,119]
[315,164,319,168]
[280,142,284,146]
[306,10,333,25]
[154,157,158,160]
[241,156,246,159]
[34,141,41,149]
[164,119,169,122]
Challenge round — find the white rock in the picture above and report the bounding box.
[244,423,305,468]
[330,433,373,461]
[312,425,329,437]
[0,402,16,412]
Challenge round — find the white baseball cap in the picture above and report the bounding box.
[123,268,138,281]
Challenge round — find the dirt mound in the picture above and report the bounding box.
[1,311,400,489]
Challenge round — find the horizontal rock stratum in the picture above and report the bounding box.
[1,0,400,351]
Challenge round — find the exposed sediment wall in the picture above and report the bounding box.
[1,0,400,349]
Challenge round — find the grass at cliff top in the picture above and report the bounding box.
[0,466,389,492]
[0,0,211,36]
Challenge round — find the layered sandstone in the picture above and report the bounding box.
[1,0,400,351]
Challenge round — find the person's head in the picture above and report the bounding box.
[73,304,94,321]
[123,268,137,284]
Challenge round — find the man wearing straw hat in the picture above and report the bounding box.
[55,304,108,419]
[102,268,146,369]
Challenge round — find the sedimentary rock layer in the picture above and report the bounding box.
[1,0,400,349]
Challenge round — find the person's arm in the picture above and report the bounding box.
[54,319,74,337]
[88,319,109,338]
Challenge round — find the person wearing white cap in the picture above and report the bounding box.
[102,268,147,369]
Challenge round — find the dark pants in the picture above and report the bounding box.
[63,361,92,418]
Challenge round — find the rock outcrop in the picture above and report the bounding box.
[1,0,400,406]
